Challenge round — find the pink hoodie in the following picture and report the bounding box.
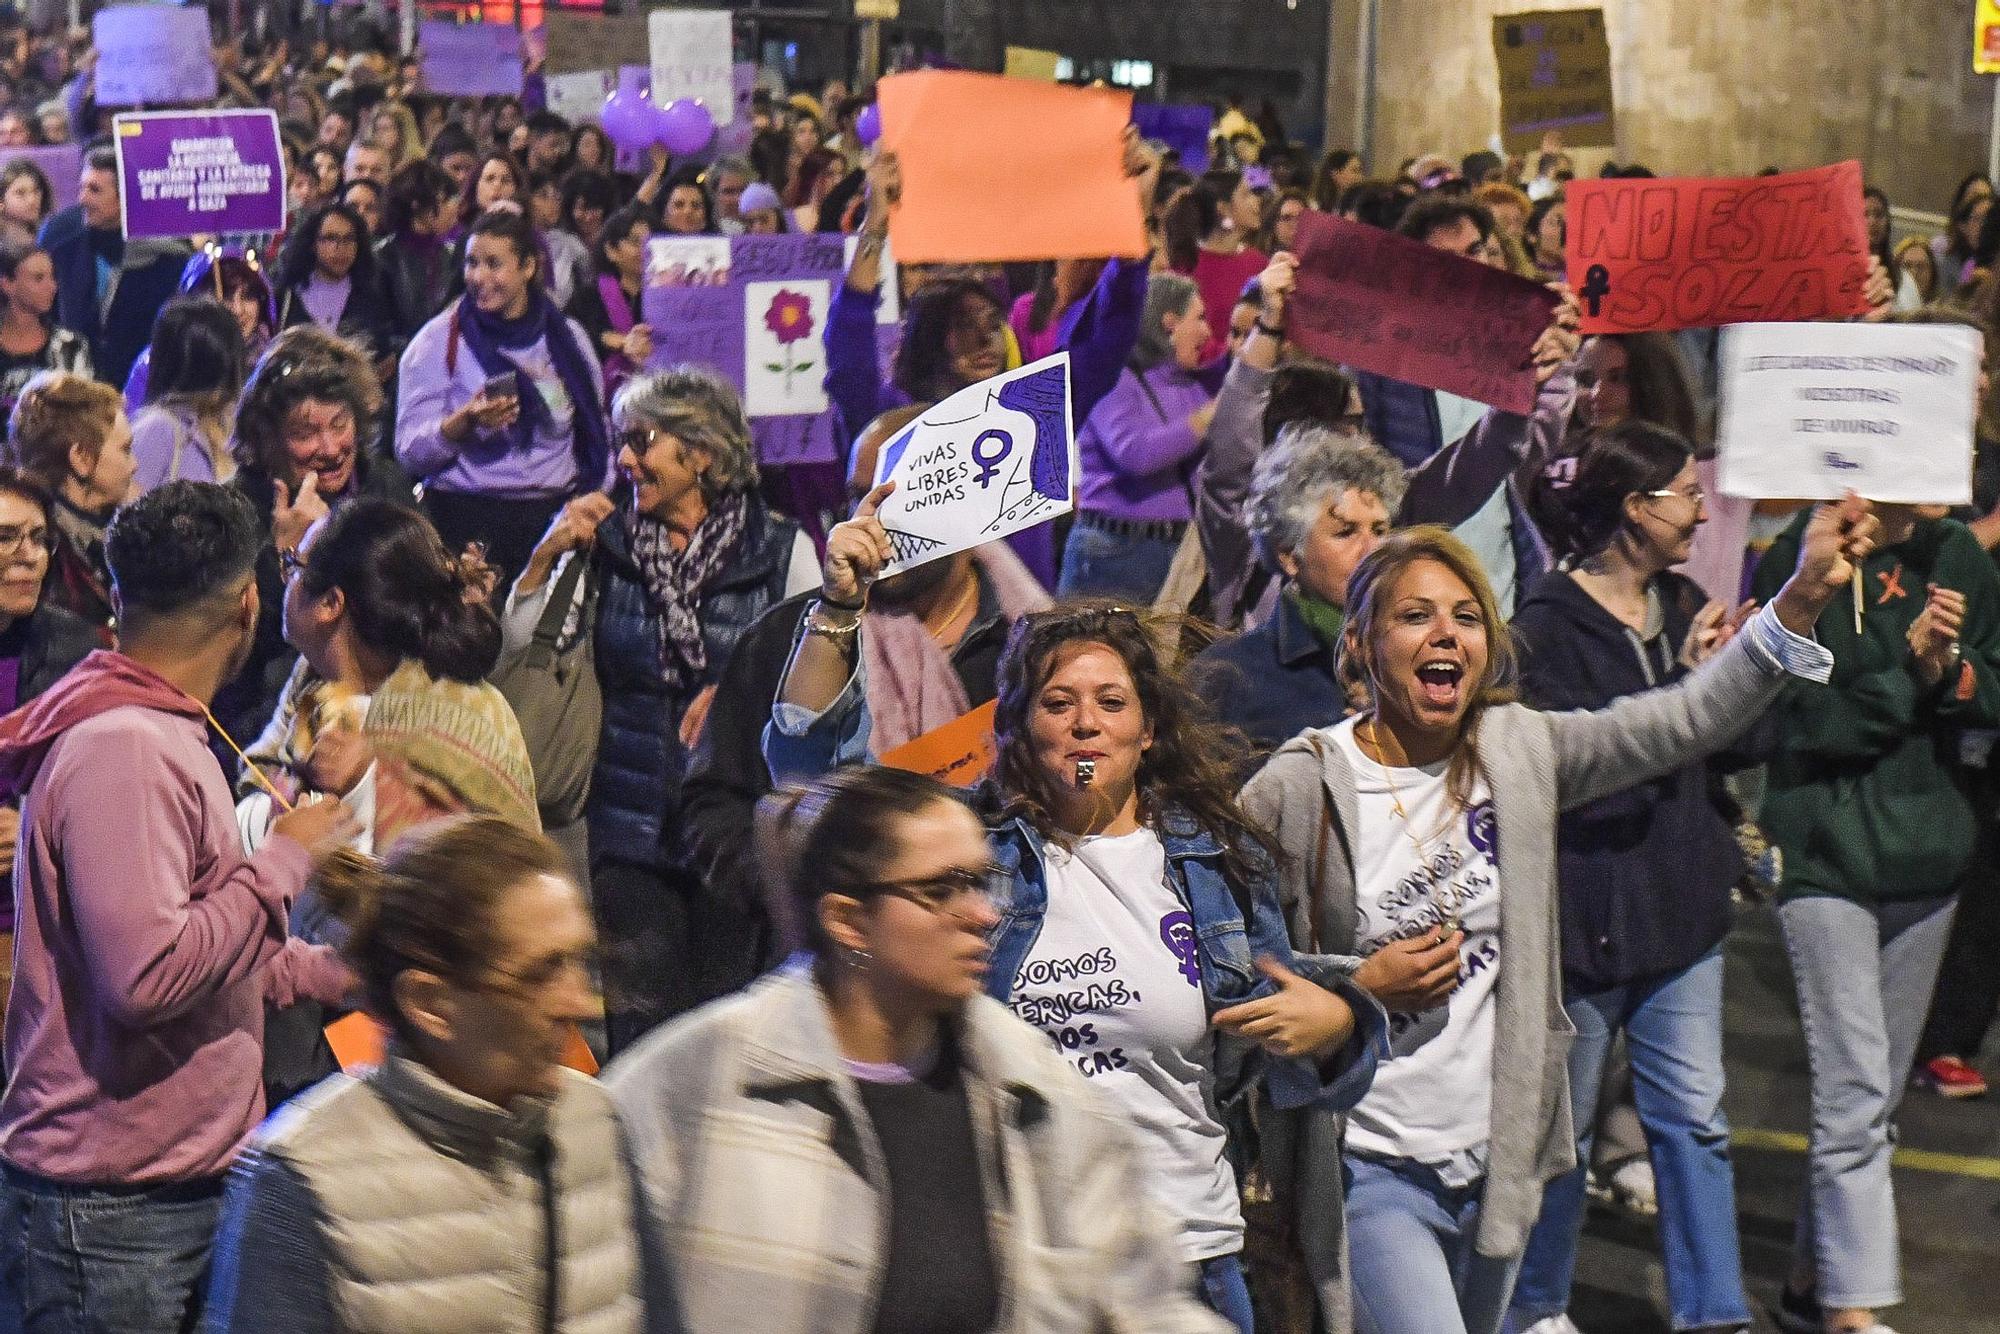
[0,651,348,1184]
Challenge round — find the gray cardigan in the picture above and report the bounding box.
[1237,603,1828,1333]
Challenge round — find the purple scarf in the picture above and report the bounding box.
[598,272,638,400]
[453,285,609,486]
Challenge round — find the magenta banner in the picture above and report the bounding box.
[114,110,286,239]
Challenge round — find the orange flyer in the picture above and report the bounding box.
[878,699,999,788]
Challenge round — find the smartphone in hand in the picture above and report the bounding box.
[482,371,520,403]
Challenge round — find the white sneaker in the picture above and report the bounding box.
[1599,1157,1658,1217]
[1519,1317,1582,1334]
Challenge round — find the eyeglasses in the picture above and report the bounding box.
[278,546,307,583]
[614,425,659,456]
[0,524,50,560]
[859,863,1011,920]
[1642,485,1706,508]
[469,945,599,997]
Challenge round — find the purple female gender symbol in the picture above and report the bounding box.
[970,428,1013,487]
[1159,911,1200,986]
[1466,800,1497,860]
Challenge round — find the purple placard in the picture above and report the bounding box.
[643,232,856,467]
[0,145,82,212]
[418,21,525,98]
[92,5,217,108]
[114,110,286,240]
[1132,102,1213,176]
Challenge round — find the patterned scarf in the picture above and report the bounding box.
[626,489,750,690]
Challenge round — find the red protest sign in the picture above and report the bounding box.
[1566,160,1871,334]
[1289,211,1558,415]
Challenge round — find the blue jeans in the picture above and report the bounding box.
[1777,892,1956,1311]
[1058,517,1183,602]
[1345,1153,1523,1334]
[1508,947,1750,1332]
[0,1168,222,1333]
[1196,1251,1254,1333]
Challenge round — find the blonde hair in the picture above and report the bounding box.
[1339,526,1517,809]
[8,371,122,492]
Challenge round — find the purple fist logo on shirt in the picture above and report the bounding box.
[1159,910,1200,987]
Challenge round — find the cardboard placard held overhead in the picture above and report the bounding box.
[649,9,735,123]
[1492,8,1614,154]
[1716,323,1979,505]
[542,12,650,77]
[545,71,615,127]
[1288,211,1557,415]
[1980,0,2000,74]
[871,353,1076,577]
[1566,160,1872,334]
[419,21,525,98]
[114,110,286,239]
[93,6,217,107]
[877,72,1146,264]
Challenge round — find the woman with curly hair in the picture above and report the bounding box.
[216,324,416,742]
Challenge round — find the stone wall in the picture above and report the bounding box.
[1325,0,1994,215]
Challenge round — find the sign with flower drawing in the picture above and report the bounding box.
[746,282,828,415]
[645,233,898,467]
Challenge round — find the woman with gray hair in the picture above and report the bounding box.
[1193,424,1407,758]
[1059,270,1220,600]
[505,365,817,1051]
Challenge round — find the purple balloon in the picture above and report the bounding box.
[856,103,881,148]
[602,89,654,153]
[656,98,716,156]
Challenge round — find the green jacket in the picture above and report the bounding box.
[1753,513,2000,903]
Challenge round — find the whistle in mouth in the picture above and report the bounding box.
[1073,758,1096,790]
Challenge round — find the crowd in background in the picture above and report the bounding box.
[0,7,1979,1334]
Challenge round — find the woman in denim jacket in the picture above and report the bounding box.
[768,571,1385,1331]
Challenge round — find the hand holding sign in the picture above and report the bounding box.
[871,353,1077,577]
[821,481,895,607]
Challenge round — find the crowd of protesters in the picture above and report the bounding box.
[0,8,1983,1334]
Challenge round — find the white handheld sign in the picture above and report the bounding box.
[1717,322,1979,504]
[872,353,1076,576]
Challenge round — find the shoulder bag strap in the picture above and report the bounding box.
[533,551,590,651]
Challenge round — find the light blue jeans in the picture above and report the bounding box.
[1345,1153,1523,1334]
[1196,1251,1254,1333]
[1508,946,1750,1332]
[1777,892,1957,1311]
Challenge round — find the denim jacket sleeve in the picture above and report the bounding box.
[761,621,874,783]
[1217,864,1384,1115]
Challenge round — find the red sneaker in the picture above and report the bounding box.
[1913,1055,1989,1099]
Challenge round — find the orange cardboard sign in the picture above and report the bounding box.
[325,1012,600,1076]
[877,71,1146,264]
[878,699,998,788]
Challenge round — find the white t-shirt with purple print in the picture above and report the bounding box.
[1006,827,1243,1262]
